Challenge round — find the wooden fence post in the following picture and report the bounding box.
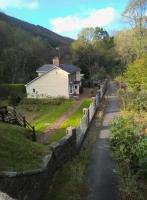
[92,97,96,111]
[23,116,26,128]
[83,108,89,125]
[13,107,17,124]
[32,126,36,141]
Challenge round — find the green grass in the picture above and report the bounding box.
[17,99,74,133]
[0,123,48,171]
[48,98,91,144]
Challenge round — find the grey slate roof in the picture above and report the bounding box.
[36,64,55,72]
[36,64,80,74]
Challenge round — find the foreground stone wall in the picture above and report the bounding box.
[0,132,77,200]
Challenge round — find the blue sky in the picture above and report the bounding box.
[0,0,129,38]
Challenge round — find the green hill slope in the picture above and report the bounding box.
[0,123,47,171]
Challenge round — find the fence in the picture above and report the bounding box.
[0,106,36,141]
[76,79,108,147]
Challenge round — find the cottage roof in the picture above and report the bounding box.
[36,64,80,74]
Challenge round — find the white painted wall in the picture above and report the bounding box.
[37,72,45,76]
[26,68,69,98]
[76,71,80,81]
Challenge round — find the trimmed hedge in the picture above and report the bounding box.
[0,84,26,98]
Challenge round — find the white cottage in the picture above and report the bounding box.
[25,57,81,99]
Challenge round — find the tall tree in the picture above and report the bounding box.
[123,0,147,55]
[72,27,116,79]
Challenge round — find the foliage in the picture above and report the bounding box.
[21,96,67,105]
[123,0,147,31]
[0,84,26,98]
[130,91,147,112]
[118,166,144,200]
[0,123,47,171]
[110,116,147,176]
[72,27,117,79]
[115,29,147,65]
[124,55,147,91]
[114,30,138,65]
[0,12,72,84]
[122,0,147,58]
[117,88,147,112]
[0,84,26,105]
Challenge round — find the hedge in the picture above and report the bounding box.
[0,84,26,98]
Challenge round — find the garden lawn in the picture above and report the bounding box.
[17,99,74,133]
[0,123,48,171]
[48,98,91,144]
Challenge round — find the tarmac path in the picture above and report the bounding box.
[86,81,120,200]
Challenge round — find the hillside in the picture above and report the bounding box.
[0,122,47,171]
[0,12,73,83]
[0,12,73,48]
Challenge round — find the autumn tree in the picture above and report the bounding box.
[123,0,147,56]
[124,55,147,90]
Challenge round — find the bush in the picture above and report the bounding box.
[124,55,147,91]
[110,116,147,175]
[117,89,147,112]
[8,95,21,106]
[20,97,68,106]
[0,84,26,99]
[131,91,147,112]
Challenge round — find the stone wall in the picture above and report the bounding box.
[0,132,77,200]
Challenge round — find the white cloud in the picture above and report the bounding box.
[0,0,39,10]
[50,7,117,34]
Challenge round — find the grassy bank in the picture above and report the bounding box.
[0,123,48,171]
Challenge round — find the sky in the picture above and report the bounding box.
[0,0,129,38]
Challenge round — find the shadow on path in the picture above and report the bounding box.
[86,81,120,200]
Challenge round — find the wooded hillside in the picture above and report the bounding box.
[0,12,73,84]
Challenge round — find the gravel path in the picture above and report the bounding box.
[86,81,120,200]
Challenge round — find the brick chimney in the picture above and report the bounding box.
[52,56,59,66]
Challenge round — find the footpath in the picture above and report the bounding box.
[86,81,120,200]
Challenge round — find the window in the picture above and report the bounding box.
[75,85,77,89]
[33,88,35,93]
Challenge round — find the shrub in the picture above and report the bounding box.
[20,97,68,106]
[124,55,147,91]
[8,95,21,106]
[0,84,26,99]
[110,116,147,174]
[131,91,147,112]
[117,88,147,112]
